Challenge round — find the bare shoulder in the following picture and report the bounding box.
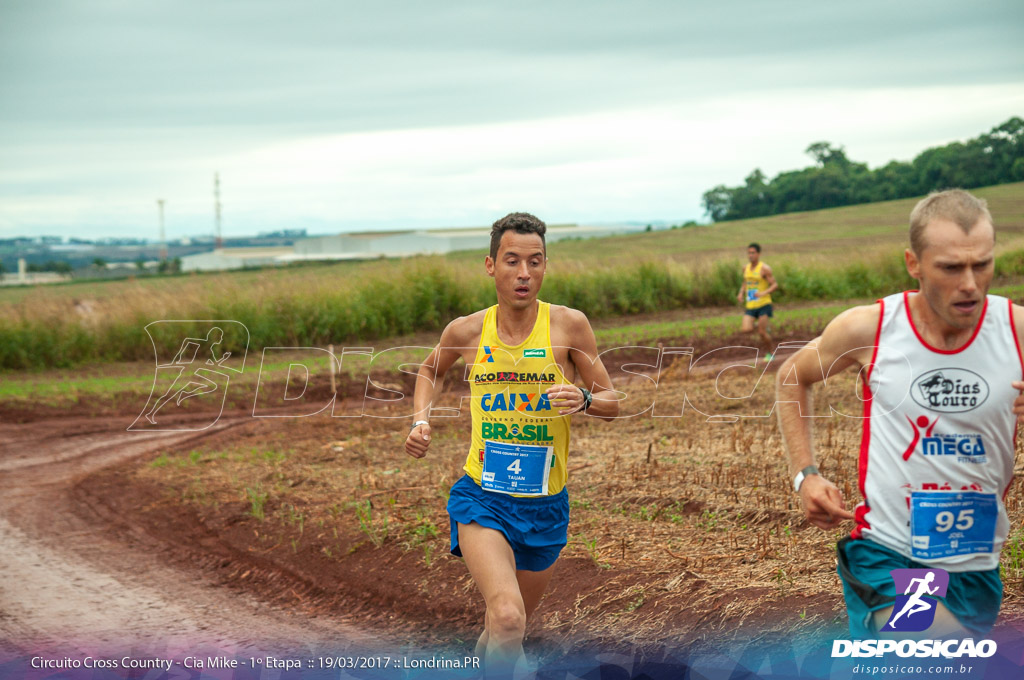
[441,309,487,346]
[1011,302,1024,347]
[784,302,882,380]
[821,302,882,348]
[548,304,591,333]
[1011,301,1024,328]
[761,262,773,274]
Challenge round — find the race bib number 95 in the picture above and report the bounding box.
[910,491,997,560]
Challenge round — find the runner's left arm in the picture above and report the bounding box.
[757,264,778,298]
[1011,304,1024,425]
[548,309,619,421]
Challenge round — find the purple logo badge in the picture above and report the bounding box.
[881,568,949,632]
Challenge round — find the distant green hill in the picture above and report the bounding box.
[538,181,1024,267]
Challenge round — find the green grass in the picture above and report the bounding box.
[5,280,1024,407]
[1,182,1021,371]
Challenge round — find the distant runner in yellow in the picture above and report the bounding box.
[404,212,619,678]
[737,242,778,361]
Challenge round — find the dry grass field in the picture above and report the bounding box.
[81,348,1024,652]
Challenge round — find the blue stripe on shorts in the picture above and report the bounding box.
[836,537,1002,637]
[447,474,569,572]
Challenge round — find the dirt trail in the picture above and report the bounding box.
[0,415,383,658]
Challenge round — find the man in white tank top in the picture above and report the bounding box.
[776,189,1024,637]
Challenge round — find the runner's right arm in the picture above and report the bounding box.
[404,318,469,459]
[775,304,879,529]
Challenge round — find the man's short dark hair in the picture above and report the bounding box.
[748,242,761,253]
[490,212,547,260]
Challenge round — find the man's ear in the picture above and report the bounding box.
[904,248,920,280]
[485,255,495,278]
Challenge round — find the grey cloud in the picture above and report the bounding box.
[2,0,1021,138]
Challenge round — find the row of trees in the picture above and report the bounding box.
[702,117,1024,221]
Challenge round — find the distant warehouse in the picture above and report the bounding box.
[180,223,643,272]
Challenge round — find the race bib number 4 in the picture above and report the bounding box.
[910,491,997,559]
[480,440,553,496]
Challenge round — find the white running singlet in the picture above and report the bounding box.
[854,291,1022,571]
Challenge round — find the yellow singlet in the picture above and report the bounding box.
[464,302,571,497]
[743,261,772,310]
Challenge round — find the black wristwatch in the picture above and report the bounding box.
[793,465,820,492]
[580,388,593,412]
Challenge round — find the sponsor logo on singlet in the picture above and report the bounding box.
[921,434,987,461]
[902,415,987,463]
[480,422,552,442]
[474,371,556,385]
[480,392,553,412]
[911,368,989,413]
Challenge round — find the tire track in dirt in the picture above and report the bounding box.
[0,415,386,658]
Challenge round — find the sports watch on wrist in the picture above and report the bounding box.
[793,465,820,492]
[580,388,593,412]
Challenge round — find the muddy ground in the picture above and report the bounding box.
[3,328,1024,669]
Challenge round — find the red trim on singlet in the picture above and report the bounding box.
[1006,298,1022,502]
[903,290,987,355]
[1005,447,1017,502]
[851,299,885,540]
[1010,298,1024,379]
[851,381,874,539]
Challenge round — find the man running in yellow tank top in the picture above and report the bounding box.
[737,242,778,361]
[404,212,619,678]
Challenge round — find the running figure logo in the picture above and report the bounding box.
[881,568,950,632]
[902,415,939,460]
[130,321,248,431]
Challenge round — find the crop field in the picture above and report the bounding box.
[5,184,1024,662]
[83,345,1024,651]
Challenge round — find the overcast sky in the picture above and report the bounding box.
[1,0,1022,240]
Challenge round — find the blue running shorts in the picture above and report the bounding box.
[744,304,773,319]
[447,474,569,572]
[836,537,1002,637]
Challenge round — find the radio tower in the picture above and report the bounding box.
[156,199,167,261]
[214,172,223,249]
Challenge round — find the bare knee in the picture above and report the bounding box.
[487,595,526,640]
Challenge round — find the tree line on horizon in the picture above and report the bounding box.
[701,117,1024,222]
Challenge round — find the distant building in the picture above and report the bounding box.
[285,223,638,263]
[179,223,644,272]
[179,246,295,272]
[0,257,70,286]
